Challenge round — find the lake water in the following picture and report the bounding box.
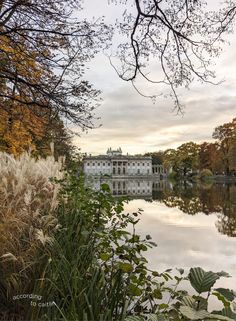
[86,177,236,291]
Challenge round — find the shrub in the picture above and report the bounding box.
[31,174,236,321]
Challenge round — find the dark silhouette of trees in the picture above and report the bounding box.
[113,0,236,110]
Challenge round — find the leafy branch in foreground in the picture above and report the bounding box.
[0,0,112,129]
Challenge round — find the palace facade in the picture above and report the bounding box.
[83,148,168,177]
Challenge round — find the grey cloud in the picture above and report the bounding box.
[74,0,236,155]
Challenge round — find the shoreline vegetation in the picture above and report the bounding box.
[144,118,236,182]
[1,152,236,321]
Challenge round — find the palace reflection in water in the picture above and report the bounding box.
[86,177,236,238]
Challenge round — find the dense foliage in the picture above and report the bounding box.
[1,154,236,320]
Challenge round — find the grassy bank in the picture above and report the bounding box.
[1,153,236,321]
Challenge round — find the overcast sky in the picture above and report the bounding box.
[73,1,236,155]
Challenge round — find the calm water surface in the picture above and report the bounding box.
[88,178,236,289]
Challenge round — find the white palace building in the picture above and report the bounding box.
[83,148,168,178]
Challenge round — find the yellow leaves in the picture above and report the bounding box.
[0,103,47,155]
[0,33,51,87]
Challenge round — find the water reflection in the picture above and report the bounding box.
[153,181,236,238]
[86,177,236,237]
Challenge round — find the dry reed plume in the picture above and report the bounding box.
[0,152,65,313]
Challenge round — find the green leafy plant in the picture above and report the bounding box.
[125,267,236,321]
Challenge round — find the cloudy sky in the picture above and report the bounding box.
[73,1,236,155]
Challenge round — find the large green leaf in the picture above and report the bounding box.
[214,288,236,302]
[182,295,195,308]
[180,306,236,321]
[189,267,220,294]
[212,308,236,321]
[179,306,210,320]
[213,291,231,307]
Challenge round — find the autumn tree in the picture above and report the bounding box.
[199,142,223,174]
[213,118,236,175]
[0,0,110,129]
[163,143,199,176]
[176,142,200,176]
[163,148,177,170]
[0,102,46,154]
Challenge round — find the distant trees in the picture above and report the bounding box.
[163,143,199,177]
[145,151,164,165]
[199,142,223,174]
[152,118,236,178]
[213,118,236,175]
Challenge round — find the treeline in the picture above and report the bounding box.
[145,117,236,177]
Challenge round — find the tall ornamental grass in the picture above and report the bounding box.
[0,152,64,318]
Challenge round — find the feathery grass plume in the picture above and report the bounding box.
[0,152,65,318]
